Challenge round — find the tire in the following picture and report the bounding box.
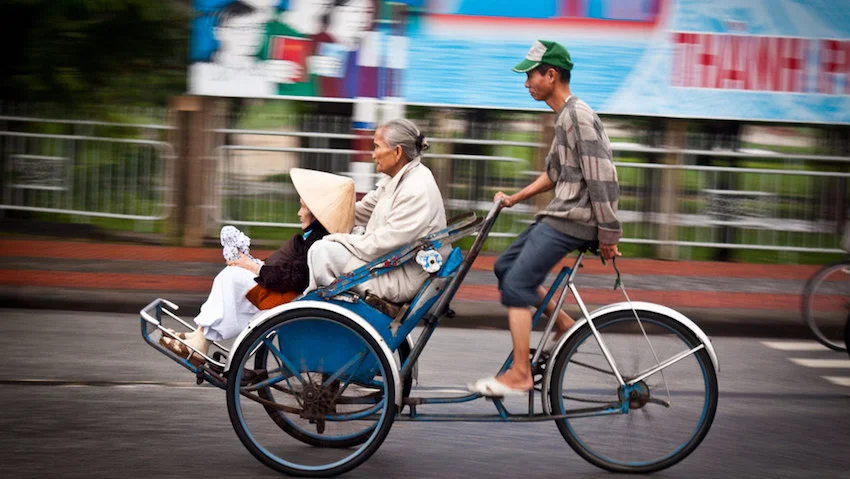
[844,313,850,358]
[548,310,718,473]
[802,260,850,351]
[255,334,413,449]
[226,308,397,477]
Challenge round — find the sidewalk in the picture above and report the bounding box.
[0,239,823,338]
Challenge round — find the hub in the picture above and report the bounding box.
[619,381,651,411]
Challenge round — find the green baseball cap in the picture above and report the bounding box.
[512,40,574,73]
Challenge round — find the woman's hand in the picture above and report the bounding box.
[227,253,261,275]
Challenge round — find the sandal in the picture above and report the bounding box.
[159,335,206,367]
[162,328,188,340]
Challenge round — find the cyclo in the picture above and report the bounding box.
[141,200,719,477]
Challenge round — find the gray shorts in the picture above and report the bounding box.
[494,222,590,307]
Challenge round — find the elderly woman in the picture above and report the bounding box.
[161,169,355,365]
[306,119,448,303]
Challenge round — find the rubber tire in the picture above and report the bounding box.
[801,260,850,352]
[548,310,719,473]
[845,312,850,358]
[226,308,397,477]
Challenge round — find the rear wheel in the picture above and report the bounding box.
[226,308,396,477]
[255,332,412,448]
[548,310,718,473]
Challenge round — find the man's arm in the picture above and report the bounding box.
[494,172,555,207]
[573,114,622,260]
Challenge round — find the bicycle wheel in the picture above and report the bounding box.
[844,313,850,358]
[802,260,850,351]
[254,332,413,449]
[548,310,718,473]
[226,308,397,477]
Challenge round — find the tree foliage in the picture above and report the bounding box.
[0,0,191,106]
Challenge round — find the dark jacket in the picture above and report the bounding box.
[254,221,328,293]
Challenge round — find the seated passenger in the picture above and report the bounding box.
[160,169,355,364]
[306,119,449,304]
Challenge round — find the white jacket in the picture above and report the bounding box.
[324,159,449,303]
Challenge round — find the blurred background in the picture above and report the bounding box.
[0,0,847,263]
[1,3,849,477]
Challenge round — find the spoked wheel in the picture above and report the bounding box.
[226,308,397,477]
[548,311,718,473]
[254,333,413,449]
[802,261,850,351]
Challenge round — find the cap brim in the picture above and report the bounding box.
[512,58,540,73]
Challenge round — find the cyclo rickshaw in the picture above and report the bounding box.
[141,200,719,477]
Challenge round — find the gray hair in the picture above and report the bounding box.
[379,118,429,161]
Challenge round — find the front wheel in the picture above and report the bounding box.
[226,308,397,477]
[548,310,718,473]
[802,261,850,352]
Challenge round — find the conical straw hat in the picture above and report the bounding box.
[290,168,355,234]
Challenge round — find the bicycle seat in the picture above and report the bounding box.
[578,241,600,256]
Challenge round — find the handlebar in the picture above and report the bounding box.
[484,197,505,222]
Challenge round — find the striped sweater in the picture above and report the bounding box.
[536,96,622,245]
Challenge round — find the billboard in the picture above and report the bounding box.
[189,0,850,124]
[189,0,391,99]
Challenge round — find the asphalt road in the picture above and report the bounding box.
[0,309,848,478]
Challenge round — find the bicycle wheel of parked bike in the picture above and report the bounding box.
[548,310,718,473]
[802,260,850,351]
[226,308,397,477]
[844,313,850,358]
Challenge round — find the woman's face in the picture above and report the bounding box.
[372,128,404,177]
[297,199,315,229]
[327,0,375,45]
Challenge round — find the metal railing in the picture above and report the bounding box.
[2,103,847,258]
[0,111,175,228]
[214,119,849,256]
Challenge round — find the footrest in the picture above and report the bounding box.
[139,298,230,388]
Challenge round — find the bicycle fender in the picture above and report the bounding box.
[225,300,403,408]
[565,301,719,373]
[542,301,719,415]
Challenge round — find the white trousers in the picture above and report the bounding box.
[305,240,362,294]
[194,266,260,341]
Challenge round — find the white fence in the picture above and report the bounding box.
[2,104,847,257]
[214,113,849,255]
[0,112,174,228]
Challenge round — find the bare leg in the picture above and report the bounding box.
[538,286,574,337]
[496,306,534,391]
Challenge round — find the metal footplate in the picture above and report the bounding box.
[139,298,231,388]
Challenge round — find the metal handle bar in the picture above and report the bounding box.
[427,199,503,322]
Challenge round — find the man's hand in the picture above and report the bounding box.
[599,243,621,261]
[494,192,515,208]
[227,253,261,275]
